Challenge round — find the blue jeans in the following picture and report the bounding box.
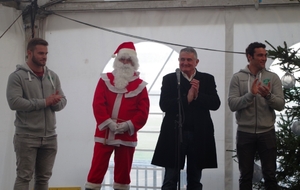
[13,134,57,190]
[236,129,278,190]
[162,131,203,190]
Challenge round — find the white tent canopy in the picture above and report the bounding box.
[1,1,300,189]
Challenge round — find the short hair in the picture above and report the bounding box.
[245,42,266,60]
[180,47,198,59]
[27,38,48,51]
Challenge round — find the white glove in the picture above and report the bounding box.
[107,122,117,132]
[115,122,129,134]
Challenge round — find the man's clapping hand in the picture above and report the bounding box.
[187,79,199,103]
[46,90,62,106]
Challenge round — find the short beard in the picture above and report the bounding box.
[113,60,135,89]
[32,54,46,67]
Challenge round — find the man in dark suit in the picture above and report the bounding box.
[151,47,221,190]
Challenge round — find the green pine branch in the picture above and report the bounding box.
[254,40,300,189]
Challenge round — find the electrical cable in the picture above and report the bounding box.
[30,0,38,38]
[0,10,23,39]
[1,3,245,55]
[0,1,35,39]
[48,11,245,55]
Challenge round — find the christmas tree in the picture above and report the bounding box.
[253,41,300,189]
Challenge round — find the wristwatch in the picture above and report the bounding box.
[265,92,271,100]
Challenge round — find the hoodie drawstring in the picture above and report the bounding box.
[248,73,262,93]
[27,71,32,82]
[27,69,55,89]
[247,74,251,93]
[48,70,55,89]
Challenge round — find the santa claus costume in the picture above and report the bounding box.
[85,42,150,190]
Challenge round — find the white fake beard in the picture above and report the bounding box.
[113,61,135,89]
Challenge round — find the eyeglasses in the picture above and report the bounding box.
[119,58,133,63]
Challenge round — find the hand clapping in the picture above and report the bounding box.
[46,90,62,106]
[187,79,199,103]
[251,78,270,97]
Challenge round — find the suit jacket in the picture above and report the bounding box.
[151,69,220,169]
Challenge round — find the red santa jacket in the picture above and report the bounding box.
[93,72,149,147]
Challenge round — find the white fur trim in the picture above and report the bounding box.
[113,182,130,190]
[118,48,136,56]
[94,137,137,147]
[85,182,101,190]
[127,120,134,136]
[101,73,128,93]
[125,80,148,98]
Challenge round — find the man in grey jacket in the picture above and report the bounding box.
[228,42,285,190]
[6,38,67,190]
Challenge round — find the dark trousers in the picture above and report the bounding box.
[162,131,203,190]
[236,129,278,190]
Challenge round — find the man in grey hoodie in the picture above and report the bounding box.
[6,38,67,190]
[228,42,285,190]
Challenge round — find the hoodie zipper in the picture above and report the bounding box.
[255,95,258,134]
[40,75,47,137]
[254,74,260,134]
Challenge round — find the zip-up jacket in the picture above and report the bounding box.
[6,64,67,137]
[228,66,285,133]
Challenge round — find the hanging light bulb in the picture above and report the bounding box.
[292,120,300,136]
[281,71,296,89]
[252,163,263,182]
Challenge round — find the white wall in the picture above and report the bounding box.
[1,4,300,190]
[0,4,25,190]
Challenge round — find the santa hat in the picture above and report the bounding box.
[112,42,137,58]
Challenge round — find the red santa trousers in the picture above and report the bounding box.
[87,142,135,185]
